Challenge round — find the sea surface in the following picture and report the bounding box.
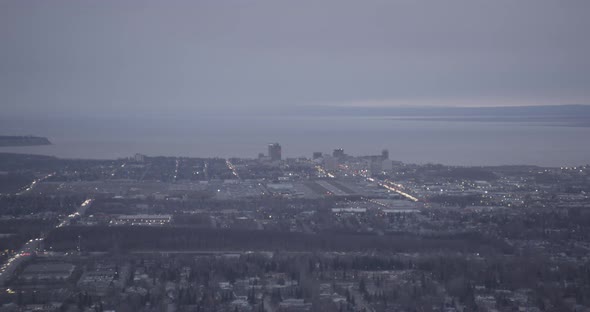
[0,115,589,167]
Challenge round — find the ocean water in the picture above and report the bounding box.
[1,115,589,167]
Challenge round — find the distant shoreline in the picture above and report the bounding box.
[382,115,590,127]
[0,113,588,167]
[0,136,51,147]
[0,151,575,170]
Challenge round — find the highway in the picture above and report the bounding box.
[315,165,335,178]
[366,177,420,202]
[0,238,41,286]
[15,172,55,196]
[57,198,93,228]
[226,160,241,180]
[0,198,93,286]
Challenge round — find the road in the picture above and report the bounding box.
[367,177,420,202]
[0,238,42,286]
[57,198,93,227]
[226,160,241,180]
[316,165,335,178]
[0,198,93,286]
[15,172,55,196]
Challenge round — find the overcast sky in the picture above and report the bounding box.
[1,0,589,117]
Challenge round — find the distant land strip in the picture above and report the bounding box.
[385,116,590,127]
[0,135,51,147]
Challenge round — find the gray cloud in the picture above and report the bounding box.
[1,0,589,117]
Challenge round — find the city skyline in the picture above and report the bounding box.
[1,2,590,311]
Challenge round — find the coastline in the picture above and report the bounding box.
[0,136,51,147]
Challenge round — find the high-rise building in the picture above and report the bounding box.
[370,156,382,176]
[382,149,389,160]
[382,159,393,171]
[323,155,338,171]
[333,148,345,159]
[312,152,323,160]
[133,153,145,163]
[268,143,282,161]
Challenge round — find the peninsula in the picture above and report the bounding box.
[0,135,51,147]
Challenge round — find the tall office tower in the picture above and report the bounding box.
[268,143,282,161]
[312,152,323,160]
[323,155,339,171]
[333,148,345,159]
[382,149,389,160]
